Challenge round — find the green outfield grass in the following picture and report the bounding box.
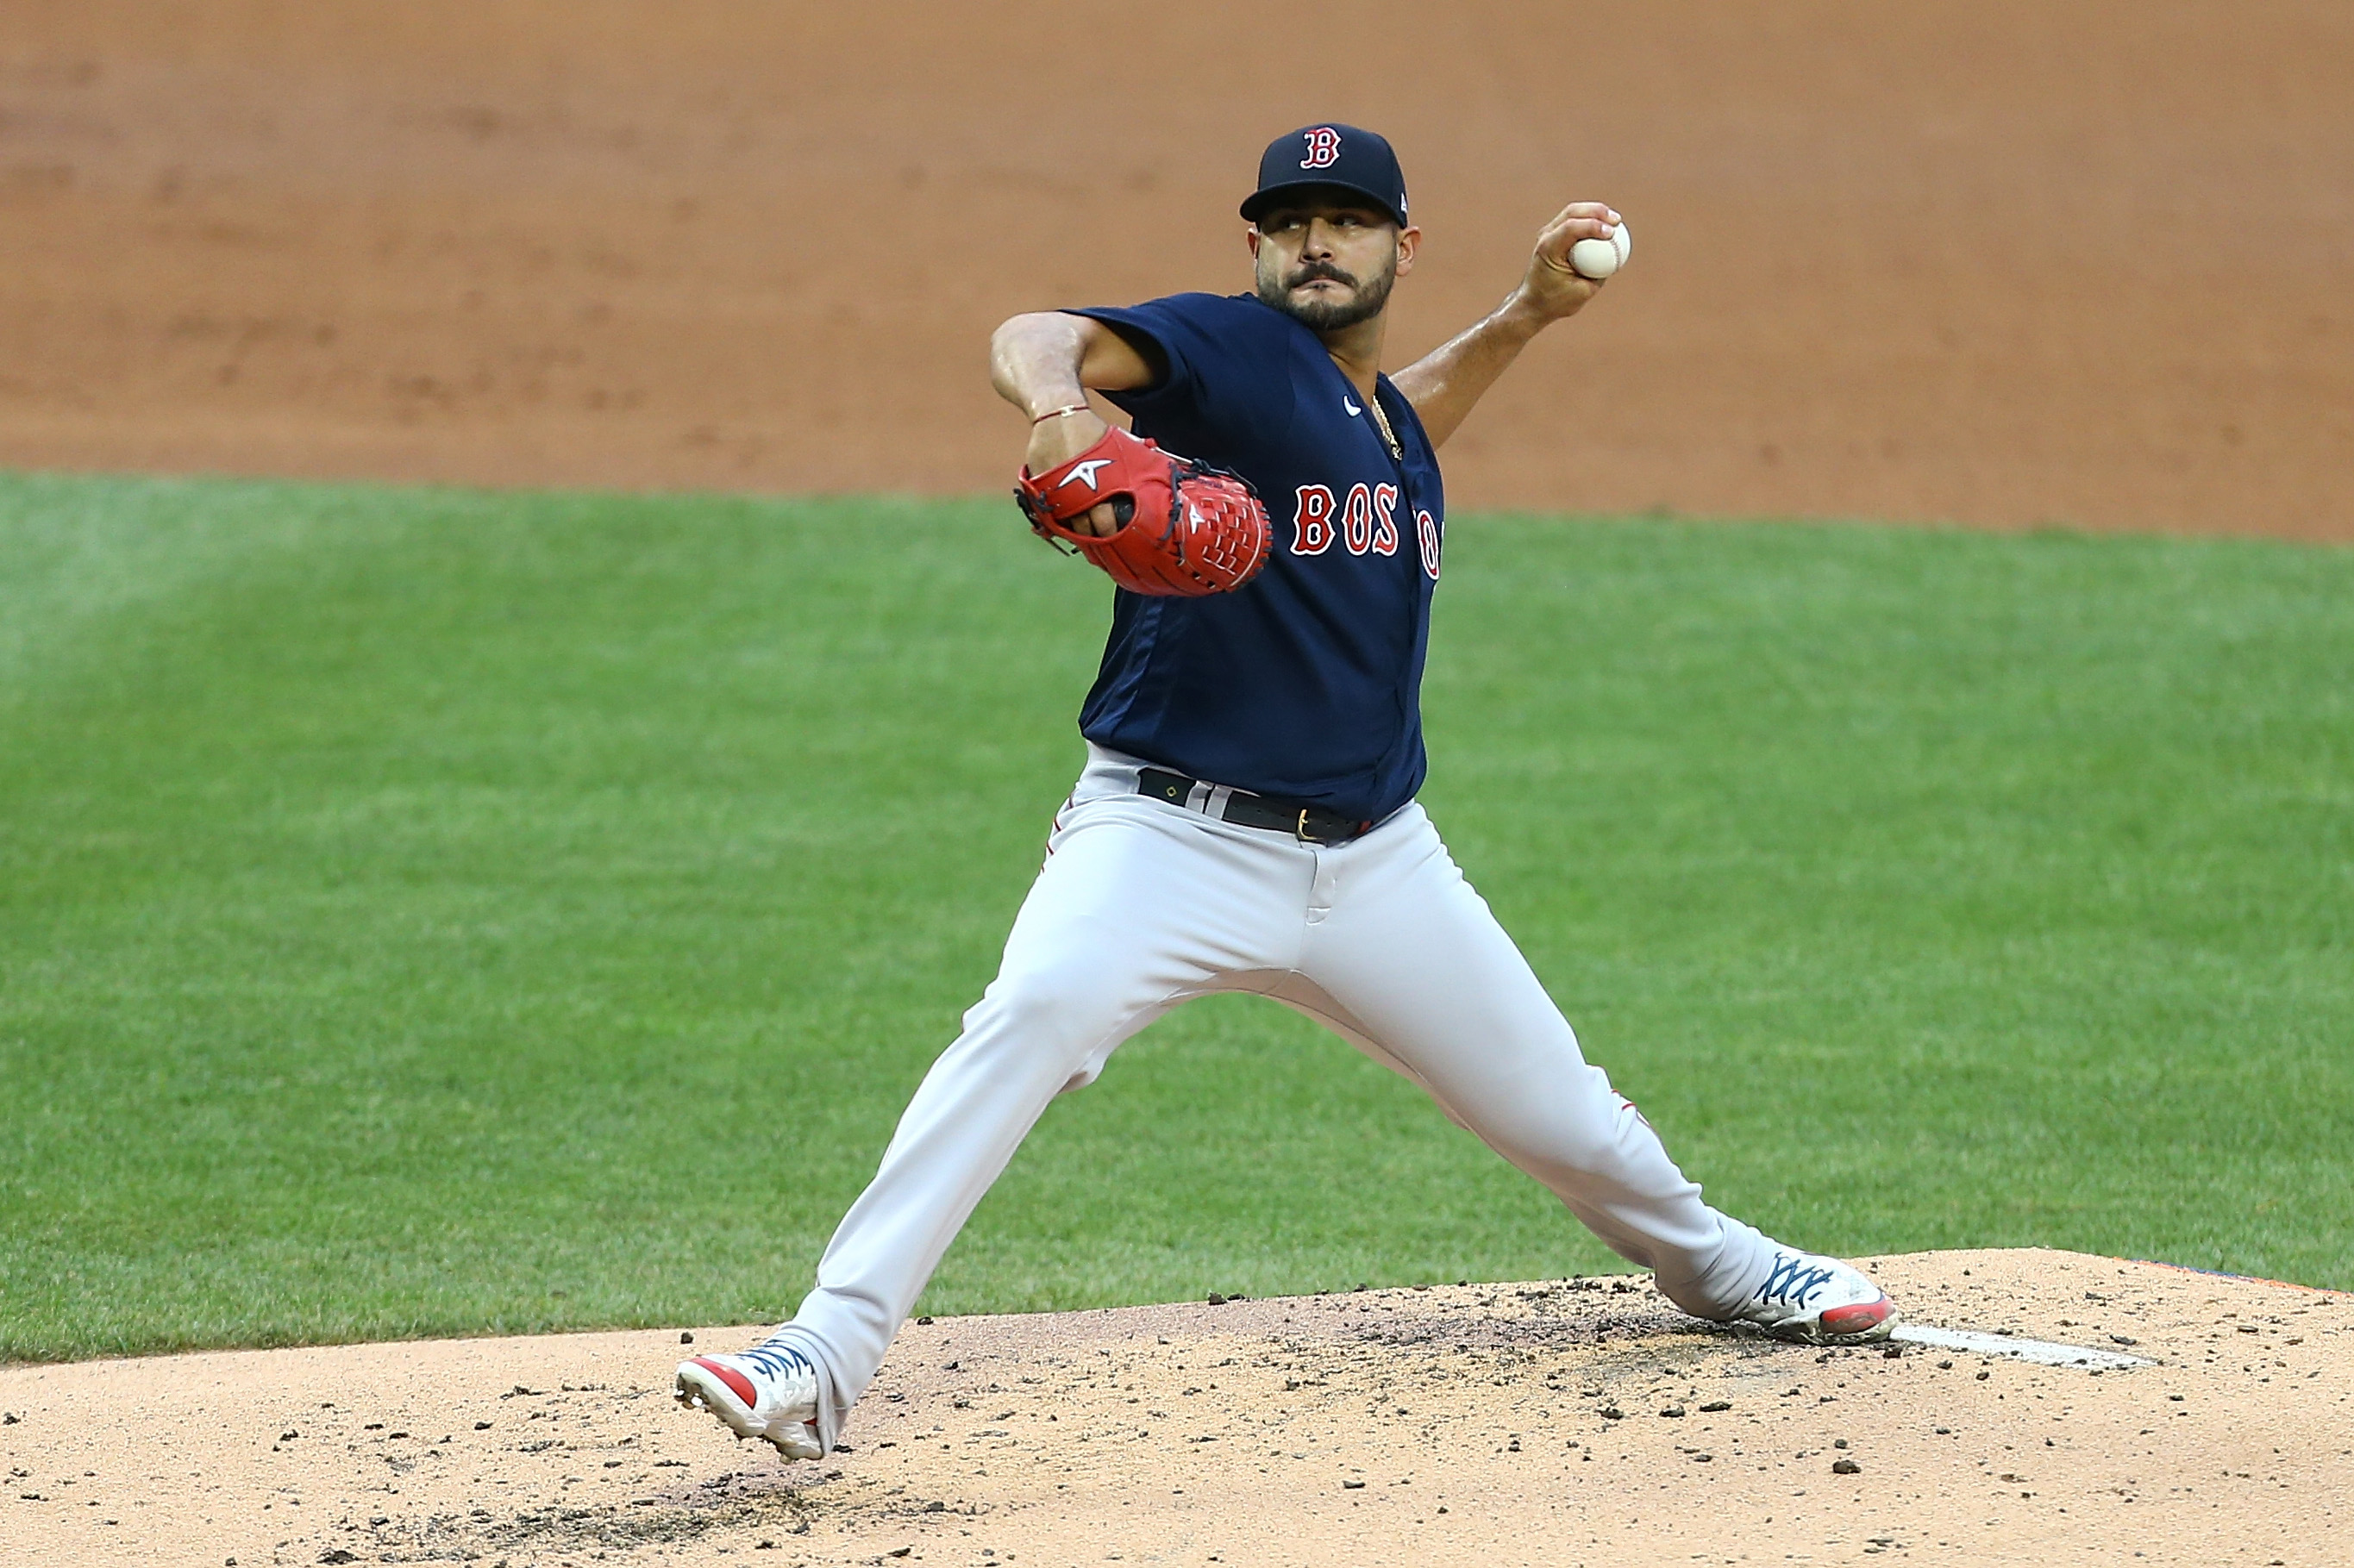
[2,471,2348,1363]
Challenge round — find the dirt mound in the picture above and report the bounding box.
[4,1249,2344,1566]
[2,2,2349,539]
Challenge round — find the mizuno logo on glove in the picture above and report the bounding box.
[1014,427,1270,598]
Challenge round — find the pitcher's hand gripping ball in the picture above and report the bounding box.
[1568,219,1631,280]
[1015,426,1271,597]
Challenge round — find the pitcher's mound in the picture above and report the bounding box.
[3,1249,2343,1566]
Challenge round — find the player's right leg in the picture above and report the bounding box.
[679,768,1303,1456]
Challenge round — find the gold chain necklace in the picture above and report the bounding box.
[1363,387,1402,460]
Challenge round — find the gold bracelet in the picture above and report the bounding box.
[1030,403,1094,424]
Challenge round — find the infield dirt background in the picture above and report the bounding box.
[3,0,2351,539]
[6,1252,2350,1568]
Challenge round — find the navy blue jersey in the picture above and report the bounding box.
[1068,292,1446,821]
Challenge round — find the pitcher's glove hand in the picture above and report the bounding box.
[1014,426,1270,597]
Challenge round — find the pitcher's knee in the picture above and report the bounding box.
[952,962,1138,1084]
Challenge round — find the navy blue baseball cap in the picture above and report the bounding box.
[1239,124,1409,228]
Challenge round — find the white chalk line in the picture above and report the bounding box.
[1891,1323,2152,1371]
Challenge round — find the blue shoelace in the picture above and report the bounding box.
[1756,1253,1837,1308]
[733,1340,814,1382]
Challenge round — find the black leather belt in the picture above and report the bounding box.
[1136,767,1372,845]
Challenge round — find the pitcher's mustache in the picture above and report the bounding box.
[1286,262,1356,290]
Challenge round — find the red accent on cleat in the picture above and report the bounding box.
[1819,1298,1894,1336]
[692,1357,760,1409]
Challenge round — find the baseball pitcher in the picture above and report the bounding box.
[677,125,1896,1461]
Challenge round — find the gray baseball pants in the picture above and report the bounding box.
[767,745,1778,1449]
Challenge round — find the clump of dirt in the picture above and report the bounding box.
[3,1249,2345,1566]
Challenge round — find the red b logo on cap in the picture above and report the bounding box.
[1299,127,1342,169]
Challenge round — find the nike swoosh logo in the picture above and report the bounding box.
[1343,397,1362,415]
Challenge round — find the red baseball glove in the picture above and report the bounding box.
[1014,426,1270,597]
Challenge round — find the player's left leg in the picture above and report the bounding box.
[1282,803,1893,1341]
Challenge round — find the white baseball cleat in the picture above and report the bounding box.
[674,1336,823,1459]
[1721,1249,1897,1345]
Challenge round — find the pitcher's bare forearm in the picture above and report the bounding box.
[1390,298,1550,450]
[1393,200,1620,450]
[989,313,1155,418]
[991,313,1158,536]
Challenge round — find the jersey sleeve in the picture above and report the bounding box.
[1067,294,1291,455]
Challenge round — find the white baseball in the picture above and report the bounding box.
[1568,220,1631,280]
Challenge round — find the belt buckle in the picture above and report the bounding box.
[1294,807,1328,846]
